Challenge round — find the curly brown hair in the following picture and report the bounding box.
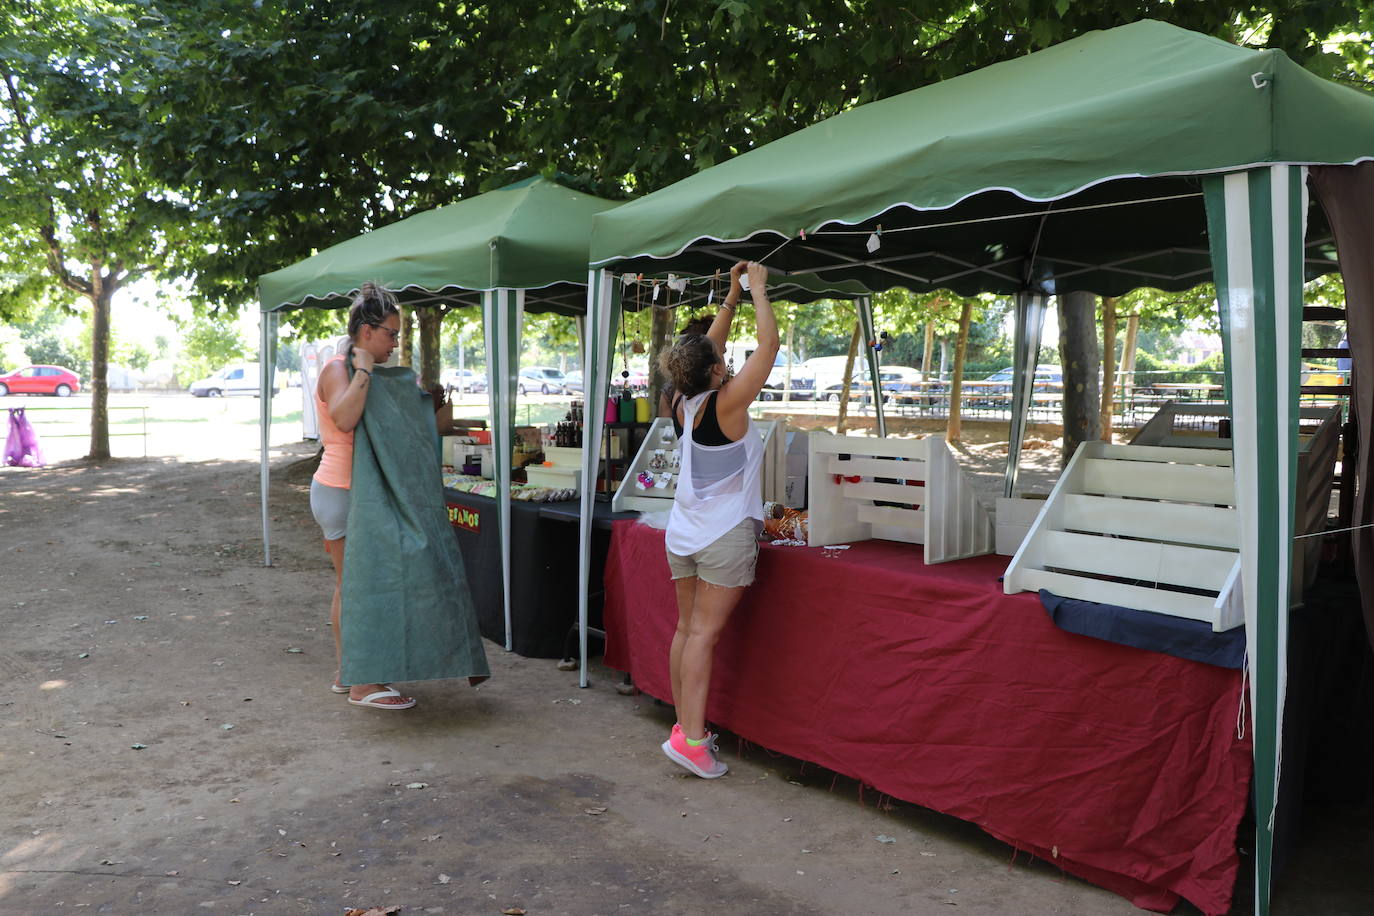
[658,333,719,398]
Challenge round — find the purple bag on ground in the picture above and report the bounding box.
[4,407,45,467]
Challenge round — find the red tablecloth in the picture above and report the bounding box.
[603,520,1251,915]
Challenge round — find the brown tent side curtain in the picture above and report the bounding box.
[1310,163,1374,650]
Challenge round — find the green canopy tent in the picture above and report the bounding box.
[257,175,621,651]
[586,20,1374,914]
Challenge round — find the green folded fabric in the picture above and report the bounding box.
[341,364,491,685]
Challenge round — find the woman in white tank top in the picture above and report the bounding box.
[655,261,777,779]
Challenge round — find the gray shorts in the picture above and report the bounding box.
[666,517,760,588]
[310,478,350,541]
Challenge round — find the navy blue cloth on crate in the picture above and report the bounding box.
[1038,590,1246,669]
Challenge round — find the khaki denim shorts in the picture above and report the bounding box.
[666,517,760,588]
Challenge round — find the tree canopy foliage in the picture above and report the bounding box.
[112,1,1374,320]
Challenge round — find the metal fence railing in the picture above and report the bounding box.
[6,405,149,457]
[763,369,1348,430]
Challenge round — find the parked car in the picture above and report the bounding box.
[820,367,920,403]
[955,365,1061,407]
[0,365,81,397]
[563,370,584,394]
[821,372,881,403]
[874,365,924,388]
[441,367,488,394]
[984,365,1063,387]
[517,366,568,395]
[189,363,276,397]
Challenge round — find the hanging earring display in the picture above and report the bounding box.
[725,289,740,377]
[619,281,636,393]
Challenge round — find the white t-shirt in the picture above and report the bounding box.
[665,390,764,556]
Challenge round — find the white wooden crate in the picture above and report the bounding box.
[806,432,993,563]
[1003,441,1243,632]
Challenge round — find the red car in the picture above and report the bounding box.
[0,365,82,397]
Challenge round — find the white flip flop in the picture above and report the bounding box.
[347,687,416,710]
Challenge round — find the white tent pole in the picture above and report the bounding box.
[855,296,885,437]
[260,309,276,567]
[579,269,621,687]
[482,289,522,652]
[1204,165,1305,916]
[1004,291,1047,497]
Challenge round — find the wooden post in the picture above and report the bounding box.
[1099,296,1118,442]
[946,298,974,443]
[836,319,861,434]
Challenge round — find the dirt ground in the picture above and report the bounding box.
[0,435,1367,915]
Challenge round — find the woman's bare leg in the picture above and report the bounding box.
[668,576,698,715]
[325,537,411,706]
[677,579,745,741]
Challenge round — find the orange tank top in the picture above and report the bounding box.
[313,355,354,489]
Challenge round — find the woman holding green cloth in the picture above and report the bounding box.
[311,282,489,710]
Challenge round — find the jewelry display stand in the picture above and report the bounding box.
[611,416,788,513]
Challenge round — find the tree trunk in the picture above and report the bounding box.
[921,321,936,382]
[946,299,974,443]
[1057,291,1102,466]
[1121,313,1141,406]
[1099,296,1118,442]
[648,303,674,409]
[86,282,113,460]
[782,314,795,403]
[398,305,415,367]
[416,308,442,385]
[836,319,861,434]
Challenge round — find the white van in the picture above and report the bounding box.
[189,363,276,397]
[721,340,816,401]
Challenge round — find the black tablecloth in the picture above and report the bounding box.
[442,489,635,657]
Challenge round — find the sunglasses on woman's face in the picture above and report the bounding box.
[368,323,400,342]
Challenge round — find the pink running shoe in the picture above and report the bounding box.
[662,727,728,779]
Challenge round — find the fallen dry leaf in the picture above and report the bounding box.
[343,907,401,916]
[501,908,527,916]
[583,806,607,816]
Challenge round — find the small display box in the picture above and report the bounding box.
[806,432,993,563]
[526,444,584,494]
